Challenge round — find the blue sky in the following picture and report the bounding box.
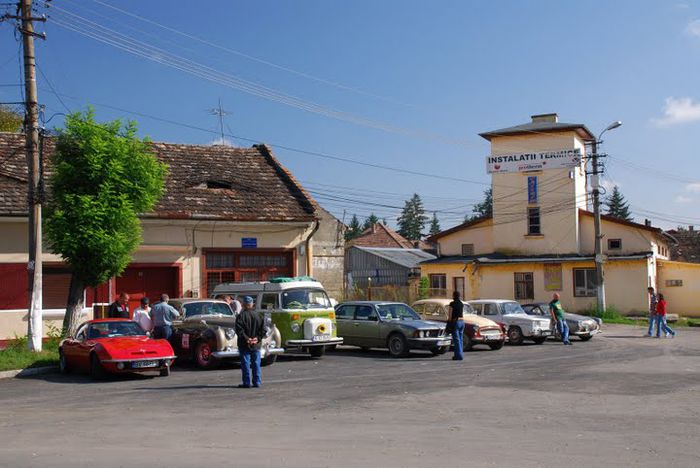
[2,0,699,230]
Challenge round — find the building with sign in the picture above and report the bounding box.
[421,114,699,316]
[0,133,344,340]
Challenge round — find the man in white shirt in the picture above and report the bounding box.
[133,297,153,333]
[222,295,242,315]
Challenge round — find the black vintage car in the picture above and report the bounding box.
[168,299,284,369]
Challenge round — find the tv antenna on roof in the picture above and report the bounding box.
[208,98,230,145]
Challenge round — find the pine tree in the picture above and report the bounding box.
[397,193,428,241]
[467,188,493,221]
[345,214,362,240]
[429,212,441,236]
[362,213,380,231]
[605,186,632,221]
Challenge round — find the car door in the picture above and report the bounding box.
[61,323,87,369]
[352,305,381,347]
[335,305,355,344]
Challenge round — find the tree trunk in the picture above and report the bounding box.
[62,274,85,337]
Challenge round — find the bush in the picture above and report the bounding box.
[580,305,641,325]
[418,277,429,300]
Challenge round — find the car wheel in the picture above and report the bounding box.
[194,341,220,370]
[59,350,70,374]
[579,334,593,341]
[463,334,474,351]
[90,353,106,380]
[507,326,524,345]
[159,365,171,377]
[262,354,278,366]
[387,333,409,358]
[309,346,326,359]
[489,341,504,351]
[430,346,448,356]
[532,337,547,345]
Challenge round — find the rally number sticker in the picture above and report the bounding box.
[181,333,190,349]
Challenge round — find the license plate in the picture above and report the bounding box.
[132,360,158,369]
[181,333,190,349]
[312,335,331,342]
[485,335,501,341]
[437,339,451,346]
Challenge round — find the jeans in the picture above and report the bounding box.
[647,314,656,336]
[656,316,675,337]
[557,319,570,344]
[240,347,261,387]
[452,320,465,360]
[153,325,172,340]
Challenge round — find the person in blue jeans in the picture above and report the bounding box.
[549,293,572,345]
[234,296,265,388]
[646,287,657,337]
[448,291,465,360]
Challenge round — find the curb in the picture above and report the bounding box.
[0,366,57,380]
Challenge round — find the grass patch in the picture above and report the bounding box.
[580,306,646,326]
[0,326,61,372]
[672,317,700,328]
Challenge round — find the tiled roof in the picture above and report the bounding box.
[0,132,317,222]
[348,223,415,249]
[479,120,594,141]
[666,229,700,263]
[351,246,436,269]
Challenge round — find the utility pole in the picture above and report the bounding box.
[590,139,606,313]
[18,0,46,351]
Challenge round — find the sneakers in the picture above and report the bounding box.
[564,341,573,346]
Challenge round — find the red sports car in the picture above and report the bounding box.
[59,319,176,379]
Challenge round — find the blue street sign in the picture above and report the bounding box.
[528,176,538,204]
[241,237,257,248]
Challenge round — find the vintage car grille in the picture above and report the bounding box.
[425,329,444,337]
[480,328,501,336]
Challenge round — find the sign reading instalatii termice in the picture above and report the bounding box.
[486,148,582,174]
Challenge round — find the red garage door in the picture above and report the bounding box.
[116,265,180,315]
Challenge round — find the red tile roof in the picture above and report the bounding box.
[0,132,317,222]
[348,223,427,249]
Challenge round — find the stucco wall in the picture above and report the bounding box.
[578,215,667,258]
[489,132,588,255]
[658,260,700,317]
[437,219,494,256]
[310,207,345,299]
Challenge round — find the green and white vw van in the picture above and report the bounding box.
[211,277,342,358]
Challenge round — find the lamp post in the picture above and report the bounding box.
[591,120,622,313]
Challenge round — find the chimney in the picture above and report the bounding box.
[690,225,694,232]
[371,223,377,234]
[531,113,559,123]
[644,219,651,227]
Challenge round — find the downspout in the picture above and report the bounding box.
[304,219,321,277]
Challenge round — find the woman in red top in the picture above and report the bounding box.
[655,293,676,338]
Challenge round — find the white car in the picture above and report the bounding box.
[468,299,552,345]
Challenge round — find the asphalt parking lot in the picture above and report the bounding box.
[0,324,699,467]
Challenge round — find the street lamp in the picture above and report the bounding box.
[591,120,622,313]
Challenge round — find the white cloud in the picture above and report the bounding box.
[686,19,700,37]
[652,97,700,127]
[685,182,700,192]
[674,195,693,203]
[209,137,234,146]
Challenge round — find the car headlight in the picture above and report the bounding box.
[316,324,327,335]
[224,328,235,340]
[291,323,300,333]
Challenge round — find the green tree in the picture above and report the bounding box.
[0,105,22,132]
[362,213,380,231]
[45,110,168,335]
[605,185,632,221]
[397,193,428,241]
[428,212,441,236]
[466,188,493,221]
[345,214,362,241]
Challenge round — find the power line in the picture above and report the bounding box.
[35,62,71,113]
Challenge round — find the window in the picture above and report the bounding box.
[281,288,331,309]
[453,277,465,298]
[461,244,474,256]
[335,305,354,320]
[203,250,293,296]
[429,274,446,290]
[354,305,376,321]
[608,239,622,250]
[514,272,534,300]
[483,303,499,316]
[527,207,541,235]
[471,303,483,315]
[260,293,279,310]
[574,268,597,297]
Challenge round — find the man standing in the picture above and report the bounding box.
[132,297,153,333]
[448,291,465,361]
[222,295,242,315]
[234,296,265,388]
[107,292,130,319]
[151,294,180,340]
[646,287,657,337]
[549,293,571,345]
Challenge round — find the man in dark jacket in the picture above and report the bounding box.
[107,293,130,319]
[234,296,265,388]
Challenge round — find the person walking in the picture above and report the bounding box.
[655,293,676,338]
[646,287,657,337]
[151,294,180,340]
[234,296,265,388]
[132,297,153,333]
[107,292,130,319]
[448,291,465,361]
[549,293,572,345]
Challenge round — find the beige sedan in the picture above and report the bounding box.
[412,299,506,351]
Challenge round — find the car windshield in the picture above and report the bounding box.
[376,304,421,321]
[281,288,331,309]
[183,302,233,317]
[502,302,527,315]
[88,322,146,339]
